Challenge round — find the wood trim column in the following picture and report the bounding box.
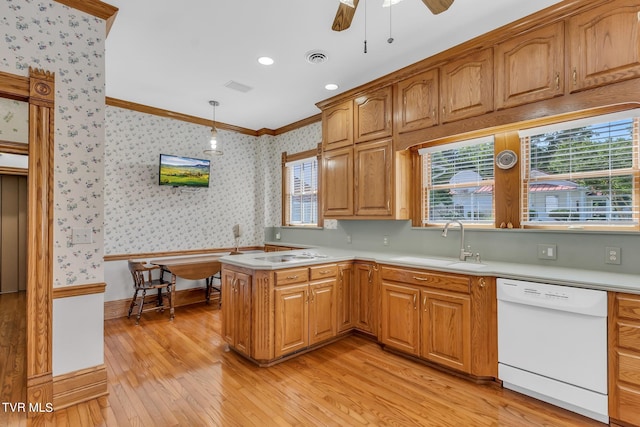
[26,68,55,410]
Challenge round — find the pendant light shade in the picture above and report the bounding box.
[340,0,356,7]
[204,100,223,156]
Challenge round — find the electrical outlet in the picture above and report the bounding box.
[383,235,389,246]
[606,247,621,265]
[275,232,281,240]
[346,235,352,244]
[72,228,92,244]
[537,244,557,260]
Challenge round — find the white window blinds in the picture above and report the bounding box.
[285,157,318,226]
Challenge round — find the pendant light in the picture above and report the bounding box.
[204,100,223,156]
[340,0,356,7]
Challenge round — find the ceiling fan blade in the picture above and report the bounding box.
[421,0,454,15]
[332,0,359,32]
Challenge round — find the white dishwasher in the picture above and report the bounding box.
[497,278,608,423]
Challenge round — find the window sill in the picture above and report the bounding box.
[281,225,324,230]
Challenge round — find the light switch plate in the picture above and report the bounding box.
[72,228,92,244]
[537,244,557,260]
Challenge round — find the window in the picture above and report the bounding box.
[282,148,320,227]
[419,136,495,225]
[521,111,640,227]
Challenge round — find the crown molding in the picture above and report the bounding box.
[54,0,119,35]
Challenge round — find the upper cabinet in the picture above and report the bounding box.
[354,87,393,143]
[394,68,439,134]
[495,22,565,109]
[568,0,640,92]
[440,48,493,123]
[322,100,353,150]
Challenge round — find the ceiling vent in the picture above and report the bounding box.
[305,50,328,65]
[224,80,253,93]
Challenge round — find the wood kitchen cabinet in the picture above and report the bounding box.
[354,139,392,216]
[337,263,354,333]
[353,262,378,336]
[421,289,471,372]
[354,86,393,143]
[221,269,252,356]
[394,68,439,134]
[495,22,564,109]
[440,48,493,123]
[274,264,337,358]
[322,100,353,150]
[568,0,640,93]
[608,292,640,427]
[322,145,354,217]
[380,282,420,356]
[380,265,495,377]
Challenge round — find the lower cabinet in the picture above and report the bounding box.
[609,292,640,427]
[337,263,354,333]
[380,265,494,377]
[274,265,338,359]
[353,261,379,336]
[221,268,252,356]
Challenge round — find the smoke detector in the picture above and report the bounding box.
[305,50,328,65]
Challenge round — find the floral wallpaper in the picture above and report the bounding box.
[104,107,321,255]
[1,0,105,287]
[105,106,265,254]
[0,98,28,143]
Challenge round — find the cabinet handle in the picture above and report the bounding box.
[423,296,427,310]
[286,275,299,280]
[310,290,315,303]
[413,276,429,281]
[318,270,332,275]
[367,268,373,283]
[413,294,417,310]
[442,106,446,115]
[305,290,309,304]
[432,108,436,118]
[572,68,577,85]
[555,72,560,90]
[479,277,486,288]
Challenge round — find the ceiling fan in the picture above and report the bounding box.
[332,0,454,31]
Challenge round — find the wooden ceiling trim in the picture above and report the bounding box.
[54,0,119,35]
[274,114,322,135]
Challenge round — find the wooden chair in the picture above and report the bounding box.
[127,260,173,325]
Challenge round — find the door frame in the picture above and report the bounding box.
[0,68,55,406]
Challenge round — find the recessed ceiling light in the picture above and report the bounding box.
[258,56,274,66]
[325,83,339,91]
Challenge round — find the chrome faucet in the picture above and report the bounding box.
[442,220,473,261]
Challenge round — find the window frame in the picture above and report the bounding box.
[281,144,323,228]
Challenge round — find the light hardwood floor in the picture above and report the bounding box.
[3,300,604,426]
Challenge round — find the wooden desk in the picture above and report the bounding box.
[150,256,222,318]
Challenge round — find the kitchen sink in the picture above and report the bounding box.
[446,262,487,270]
[255,253,327,263]
[390,256,454,267]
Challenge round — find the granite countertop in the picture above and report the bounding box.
[219,244,640,294]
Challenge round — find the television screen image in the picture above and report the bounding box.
[159,154,210,188]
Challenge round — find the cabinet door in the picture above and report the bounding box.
[353,263,378,335]
[354,86,393,143]
[322,100,353,150]
[337,263,354,332]
[221,269,236,346]
[440,48,493,123]
[395,68,439,133]
[354,139,392,217]
[234,272,252,356]
[322,146,354,217]
[495,22,564,109]
[421,289,471,373]
[274,284,309,358]
[568,0,640,93]
[380,282,420,356]
[309,279,337,345]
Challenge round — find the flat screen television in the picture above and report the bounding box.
[159,154,210,188]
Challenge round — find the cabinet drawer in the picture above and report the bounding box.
[619,321,640,353]
[618,294,640,321]
[275,268,309,285]
[617,384,640,426]
[309,264,337,280]
[381,267,470,294]
[619,351,640,387]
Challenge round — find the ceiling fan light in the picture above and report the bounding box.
[340,0,356,8]
[382,0,404,6]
